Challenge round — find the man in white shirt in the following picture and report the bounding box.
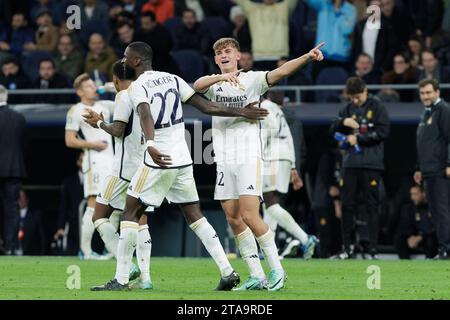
[194,37,324,291]
[261,91,319,259]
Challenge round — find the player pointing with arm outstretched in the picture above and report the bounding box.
[193,38,324,291]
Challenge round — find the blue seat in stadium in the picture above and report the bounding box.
[77,19,110,48]
[315,67,349,103]
[172,50,204,83]
[21,51,55,82]
[202,17,232,41]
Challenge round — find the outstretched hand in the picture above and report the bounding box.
[82,108,104,128]
[308,42,325,62]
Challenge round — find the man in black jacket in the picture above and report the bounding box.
[0,84,26,254]
[330,77,390,259]
[414,78,450,260]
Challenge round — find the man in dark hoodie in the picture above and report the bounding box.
[330,76,390,259]
[414,78,450,260]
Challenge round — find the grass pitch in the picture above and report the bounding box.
[0,256,449,300]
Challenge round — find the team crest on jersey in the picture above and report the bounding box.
[367,110,373,120]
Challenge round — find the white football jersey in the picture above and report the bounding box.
[202,71,270,163]
[65,100,114,172]
[128,70,195,168]
[111,89,146,181]
[260,99,295,167]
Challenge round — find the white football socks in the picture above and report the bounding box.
[190,217,234,277]
[94,218,119,257]
[256,228,283,271]
[235,227,265,279]
[115,221,138,285]
[263,204,279,232]
[80,207,95,256]
[266,204,308,244]
[137,224,152,283]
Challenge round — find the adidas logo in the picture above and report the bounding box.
[247,185,254,190]
[249,254,259,259]
[217,87,223,92]
[145,239,152,244]
[213,234,218,239]
[128,185,132,190]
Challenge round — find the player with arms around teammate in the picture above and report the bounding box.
[193,38,324,291]
[261,91,319,259]
[83,60,152,289]
[65,73,115,260]
[93,42,268,291]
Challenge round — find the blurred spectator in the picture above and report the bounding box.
[230,5,251,53]
[407,35,425,69]
[351,53,382,85]
[174,8,211,55]
[306,0,357,79]
[54,151,84,256]
[352,0,397,71]
[0,85,26,255]
[394,185,438,259]
[84,33,117,81]
[0,57,31,103]
[55,34,84,82]
[30,0,63,27]
[0,12,34,57]
[32,58,71,103]
[135,11,180,74]
[24,10,59,53]
[110,8,136,29]
[109,0,142,26]
[176,0,205,21]
[381,52,418,102]
[110,21,135,57]
[80,0,110,24]
[234,0,298,69]
[141,0,175,24]
[419,50,450,100]
[16,190,46,256]
[415,0,444,49]
[238,51,255,72]
[380,0,415,49]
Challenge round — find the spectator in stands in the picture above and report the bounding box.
[351,53,382,85]
[0,85,27,255]
[30,0,63,27]
[230,5,251,53]
[394,185,438,259]
[84,33,117,81]
[419,50,450,100]
[276,56,313,102]
[0,57,30,103]
[135,11,180,74]
[16,189,46,255]
[110,22,135,58]
[174,8,211,55]
[32,58,71,103]
[381,52,418,102]
[55,34,84,82]
[234,0,298,70]
[415,0,444,49]
[80,0,110,24]
[54,151,84,256]
[0,12,34,57]
[238,51,255,72]
[141,0,175,24]
[305,0,357,79]
[407,35,425,69]
[352,0,397,71]
[24,10,59,53]
[380,0,415,49]
[175,0,205,21]
[109,0,141,26]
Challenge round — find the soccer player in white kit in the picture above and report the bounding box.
[82,60,153,289]
[261,91,319,260]
[65,73,115,260]
[94,42,269,291]
[194,38,324,291]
